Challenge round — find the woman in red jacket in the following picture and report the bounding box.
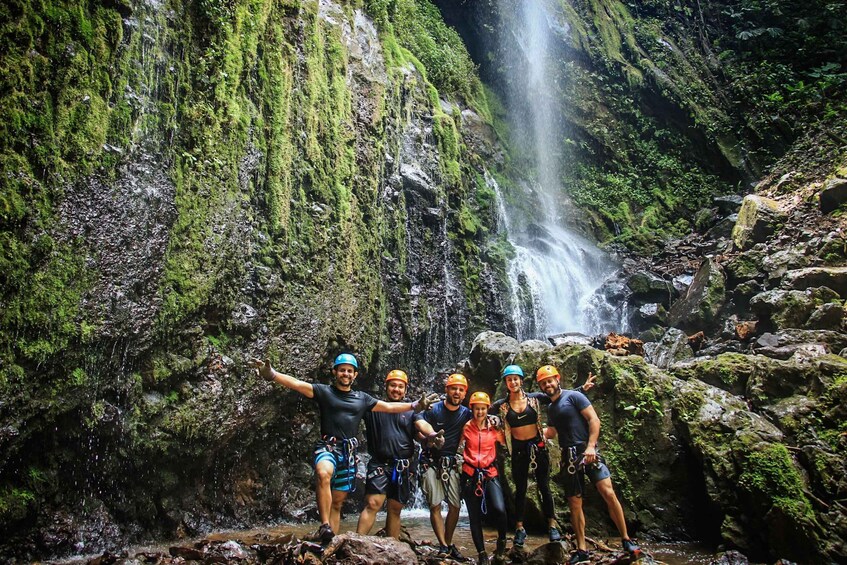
[460,392,508,565]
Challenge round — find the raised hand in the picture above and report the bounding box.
[426,429,446,449]
[413,392,441,412]
[249,358,275,382]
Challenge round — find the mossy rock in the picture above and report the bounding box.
[732,195,785,250]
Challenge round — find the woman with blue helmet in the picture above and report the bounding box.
[491,364,595,548]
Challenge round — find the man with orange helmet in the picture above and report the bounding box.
[356,369,445,538]
[537,365,641,564]
[249,355,439,545]
[413,372,473,560]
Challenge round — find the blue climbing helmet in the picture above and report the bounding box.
[333,353,358,369]
[501,364,524,378]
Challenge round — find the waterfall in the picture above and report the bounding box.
[494,0,623,340]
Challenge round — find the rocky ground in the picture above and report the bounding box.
[80,530,663,565]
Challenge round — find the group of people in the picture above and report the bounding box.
[250,354,641,565]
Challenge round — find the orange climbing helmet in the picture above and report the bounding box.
[469,391,491,406]
[445,373,468,389]
[536,365,561,382]
[385,369,409,385]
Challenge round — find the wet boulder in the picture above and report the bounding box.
[671,379,818,561]
[749,289,816,330]
[751,329,847,359]
[667,258,726,333]
[644,328,694,369]
[732,195,786,250]
[714,195,744,215]
[323,533,418,564]
[629,303,668,334]
[761,246,811,283]
[819,177,847,214]
[626,270,676,306]
[668,352,757,396]
[724,247,766,286]
[805,302,845,330]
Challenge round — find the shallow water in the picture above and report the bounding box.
[206,510,716,564]
[56,509,717,564]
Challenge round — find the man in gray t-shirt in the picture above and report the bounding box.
[538,365,642,564]
[250,354,438,545]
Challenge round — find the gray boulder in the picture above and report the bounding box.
[750,289,815,330]
[805,302,845,330]
[732,195,786,250]
[667,258,726,333]
[819,177,847,214]
[627,270,676,306]
[782,267,847,296]
[645,328,694,369]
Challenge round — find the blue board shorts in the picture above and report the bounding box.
[314,439,357,492]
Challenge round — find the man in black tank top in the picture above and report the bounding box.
[250,354,440,545]
[356,370,444,539]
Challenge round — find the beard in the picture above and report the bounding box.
[446,395,462,407]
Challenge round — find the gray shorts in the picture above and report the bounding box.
[421,466,461,508]
[563,444,611,498]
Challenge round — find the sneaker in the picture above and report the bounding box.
[317,522,334,544]
[513,527,527,547]
[449,544,466,561]
[437,544,450,557]
[549,526,562,542]
[622,539,642,555]
[568,549,590,565]
[477,551,490,565]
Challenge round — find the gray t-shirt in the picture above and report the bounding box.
[311,383,378,439]
[547,390,592,447]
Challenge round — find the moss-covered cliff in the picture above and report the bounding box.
[0,0,513,557]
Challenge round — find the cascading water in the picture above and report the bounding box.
[493,0,624,340]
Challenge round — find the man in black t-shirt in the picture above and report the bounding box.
[250,354,439,545]
[538,365,641,565]
[356,369,444,539]
[413,373,473,560]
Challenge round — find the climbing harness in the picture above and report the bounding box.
[439,455,454,483]
[392,458,411,488]
[320,435,360,491]
[529,441,539,473]
[472,466,493,515]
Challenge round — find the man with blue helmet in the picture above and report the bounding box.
[250,353,439,544]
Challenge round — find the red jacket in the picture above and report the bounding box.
[461,419,505,477]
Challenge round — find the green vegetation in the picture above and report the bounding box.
[739,443,814,522]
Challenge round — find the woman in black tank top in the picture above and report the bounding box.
[491,365,595,548]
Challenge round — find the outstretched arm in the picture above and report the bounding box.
[374,391,440,413]
[249,358,314,398]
